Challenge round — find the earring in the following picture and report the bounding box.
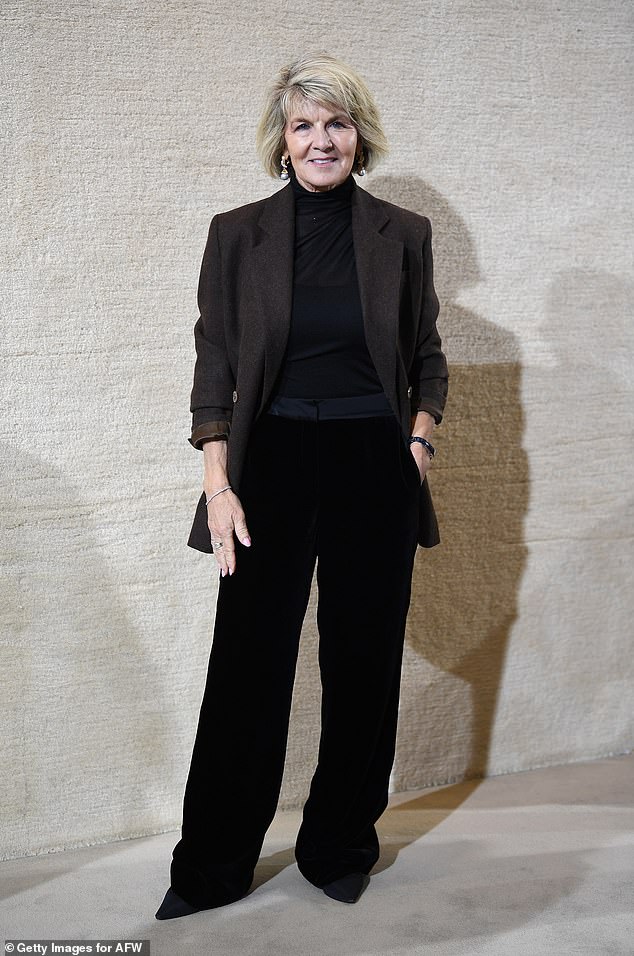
[280,155,290,181]
[356,151,366,177]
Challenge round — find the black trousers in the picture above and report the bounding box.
[170,411,421,907]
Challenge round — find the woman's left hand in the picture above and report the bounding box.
[410,442,433,484]
[409,410,436,483]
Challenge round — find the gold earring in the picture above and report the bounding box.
[280,155,290,181]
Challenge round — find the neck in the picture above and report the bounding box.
[289,165,355,198]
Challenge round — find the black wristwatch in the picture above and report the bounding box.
[408,436,436,459]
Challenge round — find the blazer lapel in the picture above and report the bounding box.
[250,184,295,402]
[351,186,403,408]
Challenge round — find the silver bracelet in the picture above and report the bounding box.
[205,484,232,506]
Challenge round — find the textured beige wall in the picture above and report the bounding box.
[2,0,632,858]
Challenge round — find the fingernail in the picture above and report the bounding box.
[242,537,251,546]
[228,567,233,576]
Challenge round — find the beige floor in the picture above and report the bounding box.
[2,754,633,956]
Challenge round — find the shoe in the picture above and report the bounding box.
[155,887,201,920]
[155,883,252,920]
[322,872,370,904]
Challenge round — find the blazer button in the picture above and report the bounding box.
[232,390,238,403]
[407,385,412,398]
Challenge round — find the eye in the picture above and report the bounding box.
[294,122,310,131]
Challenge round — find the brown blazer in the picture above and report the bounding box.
[186,179,448,553]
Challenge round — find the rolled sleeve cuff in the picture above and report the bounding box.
[410,374,449,425]
[410,396,446,425]
[189,420,231,450]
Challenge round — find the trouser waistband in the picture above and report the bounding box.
[265,390,394,420]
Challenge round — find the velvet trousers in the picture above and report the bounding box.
[170,411,421,907]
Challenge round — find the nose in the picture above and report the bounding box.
[313,125,333,151]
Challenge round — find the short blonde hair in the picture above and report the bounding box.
[256,52,389,178]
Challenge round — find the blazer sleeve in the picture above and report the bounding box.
[188,214,236,450]
[408,217,449,424]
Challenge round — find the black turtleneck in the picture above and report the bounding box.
[270,169,386,402]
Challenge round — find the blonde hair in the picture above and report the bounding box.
[256,52,389,178]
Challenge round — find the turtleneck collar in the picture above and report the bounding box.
[289,164,355,205]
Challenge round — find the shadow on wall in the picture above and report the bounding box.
[0,446,172,862]
[516,269,634,756]
[370,176,529,787]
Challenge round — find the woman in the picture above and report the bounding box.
[156,52,448,920]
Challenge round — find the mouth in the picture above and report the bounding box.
[308,158,337,166]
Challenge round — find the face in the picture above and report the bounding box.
[283,100,360,192]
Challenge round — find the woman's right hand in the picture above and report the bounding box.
[206,489,252,577]
[202,437,251,576]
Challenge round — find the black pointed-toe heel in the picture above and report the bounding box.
[155,887,201,920]
[322,872,370,904]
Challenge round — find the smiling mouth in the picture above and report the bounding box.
[309,158,337,165]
